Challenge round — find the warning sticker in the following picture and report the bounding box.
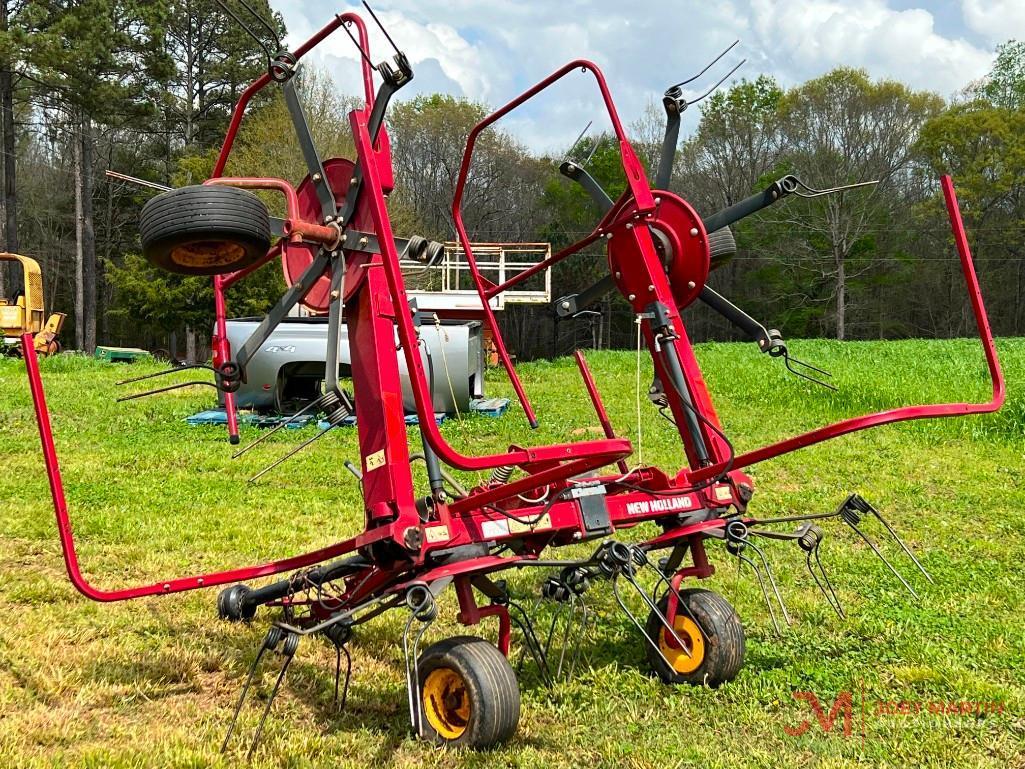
[424,525,450,544]
[508,513,552,534]
[480,519,510,539]
[365,450,386,471]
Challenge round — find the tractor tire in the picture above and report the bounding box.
[708,226,737,270]
[645,588,745,687]
[417,635,520,749]
[139,185,271,276]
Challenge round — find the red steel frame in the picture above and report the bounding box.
[21,13,1004,626]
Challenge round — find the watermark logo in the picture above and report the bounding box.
[784,691,854,737]
[783,685,1005,740]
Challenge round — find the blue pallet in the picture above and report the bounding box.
[186,410,315,429]
[316,413,446,430]
[188,398,507,430]
[470,397,510,417]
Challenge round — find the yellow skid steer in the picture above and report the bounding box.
[0,253,65,356]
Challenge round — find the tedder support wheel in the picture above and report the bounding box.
[217,584,256,622]
[645,588,745,687]
[417,635,520,749]
[139,185,271,276]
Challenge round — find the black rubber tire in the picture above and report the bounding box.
[417,635,520,749]
[708,226,737,270]
[139,185,271,276]
[645,588,745,687]
[217,584,256,622]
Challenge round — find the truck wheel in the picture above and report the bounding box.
[417,635,520,748]
[140,185,271,276]
[645,588,744,687]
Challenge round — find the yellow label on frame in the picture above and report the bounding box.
[508,513,552,534]
[425,525,450,543]
[365,449,386,471]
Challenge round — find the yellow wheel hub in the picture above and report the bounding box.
[423,667,471,740]
[658,614,705,674]
[171,240,245,269]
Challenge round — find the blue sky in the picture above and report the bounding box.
[269,1,1024,153]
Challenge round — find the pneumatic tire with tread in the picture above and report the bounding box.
[707,226,737,269]
[417,635,520,749]
[139,185,272,276]
[645,588,744,687]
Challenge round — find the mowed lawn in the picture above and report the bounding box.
[0,338,1023,769]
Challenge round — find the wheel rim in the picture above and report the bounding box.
[170,240,246,270]
[423,666,471,740]
[658,615,705,674]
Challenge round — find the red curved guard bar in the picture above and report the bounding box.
[207,12,375,443]
[21,337,360,601]
[204,177,340,245]
[211,12,375,179]
[689,176,1005,483]
[450,60,654,428]
[350,111,633,472]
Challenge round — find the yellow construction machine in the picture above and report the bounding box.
[0,253,65,356]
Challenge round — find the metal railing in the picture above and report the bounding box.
[437,242,552,310]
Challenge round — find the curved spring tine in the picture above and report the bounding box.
[333,644,352,712]
[746,539,791,626]
[362,1,401,55]
[668,39,740,90]
[116,363,216,385]
[736,551,782,634]
[565,120,593,161]
[869,508,934,584]
[555,592,584,679]
[220,639,272,753]
[784,353,838,391]
[567,601,594,679]
[116,380,217,401]
[807,543,845,619]
[844,517,920,600]
[248,426,333,484]
[236,0,281,51]
[341,17,377,69]
[247,636,299,760]
[233,392,328,459]
[401,595,435,737]
[791,177,879,198]
[641,557,710,641]
[611,577,678,670]
[507,599,554,687]
[213,0,274,65]
[615,572,692,664]
[542,600,568,666]
[686,58,747,106]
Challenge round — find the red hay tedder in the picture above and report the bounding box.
[23,4,1004,754]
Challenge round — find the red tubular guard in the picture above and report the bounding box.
[689,175,1005,482]
[22,337,362,601]
[450,60,654,428]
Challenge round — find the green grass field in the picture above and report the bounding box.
[0,338,1023,768]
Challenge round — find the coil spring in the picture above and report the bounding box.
[489,465,514,485]
[321,389,354,427]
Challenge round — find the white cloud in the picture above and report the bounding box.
[962,0,1025,45]
[748,0,992,97]
[270,1,1000,152]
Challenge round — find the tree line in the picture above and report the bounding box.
[2,1,1023,362]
